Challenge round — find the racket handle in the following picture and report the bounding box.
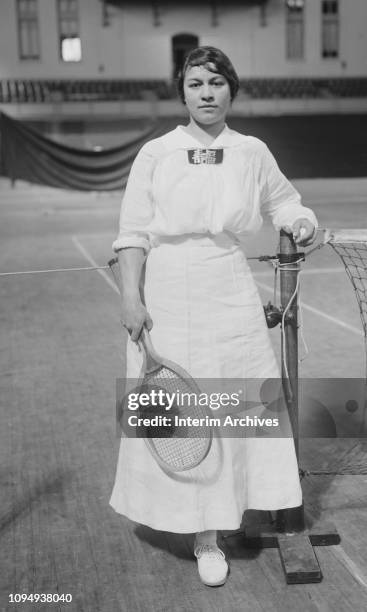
[139,326,154,354]
[138,327,161,372]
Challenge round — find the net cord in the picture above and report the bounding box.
[0,265,109,276]
[272,259,309,383]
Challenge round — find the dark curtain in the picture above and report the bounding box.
[0,112,168,191]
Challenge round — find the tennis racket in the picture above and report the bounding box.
[108,257,213,473]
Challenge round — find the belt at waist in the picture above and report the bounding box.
[151,231,239,249]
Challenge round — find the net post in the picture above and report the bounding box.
[229,230,340,582]
[276,229,305,533]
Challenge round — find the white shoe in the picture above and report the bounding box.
[194,544,228,587]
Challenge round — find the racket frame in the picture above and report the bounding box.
[108,257,213,473]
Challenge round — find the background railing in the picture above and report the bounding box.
[1,78,367,104]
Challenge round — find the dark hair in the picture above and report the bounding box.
[176,46,240,103]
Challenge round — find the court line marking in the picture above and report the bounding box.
[255,279,364,337]
[301,197,367,205]
[72,235,363,337]
[253,266,344,277]
[71,235,119,294]
[332,546,367,590]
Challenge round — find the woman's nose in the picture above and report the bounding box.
[201,85,214,100]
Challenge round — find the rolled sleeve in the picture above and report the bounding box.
[258,143,318,232]
[112,233,151,253]
[113,143,156,254]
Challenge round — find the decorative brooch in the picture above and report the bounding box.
[187,149,224,165]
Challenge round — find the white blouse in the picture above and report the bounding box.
[112,125,317,253]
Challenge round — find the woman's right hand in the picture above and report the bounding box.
[120,298,153,342]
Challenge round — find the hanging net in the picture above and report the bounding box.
[301,229,367,476]
[325,230,367,341]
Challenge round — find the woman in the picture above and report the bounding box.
[110,46,317,587]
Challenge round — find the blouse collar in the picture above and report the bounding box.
[176,123,236,148]
[161,124,246,151]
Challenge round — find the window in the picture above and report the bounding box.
[172,33,199,78]
[17,0,40,60]
[286,0,305,60]
[57,0,82,62]
[322,0,339,58]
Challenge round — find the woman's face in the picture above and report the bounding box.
[183,64,231,126]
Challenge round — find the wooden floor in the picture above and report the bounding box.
[1,180,367,611]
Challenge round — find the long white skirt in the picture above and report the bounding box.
[109,233,302,533]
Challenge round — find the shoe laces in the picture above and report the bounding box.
[194,544,226,560]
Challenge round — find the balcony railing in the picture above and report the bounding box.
[1,77,367,104]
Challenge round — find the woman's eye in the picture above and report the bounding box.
[187,81,224,88]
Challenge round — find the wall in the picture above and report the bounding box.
[0,0,366,80]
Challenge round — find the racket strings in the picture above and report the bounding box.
[152,437,209,470]
[139,365,211,471]
[143,367,209,422]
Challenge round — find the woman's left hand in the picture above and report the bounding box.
[284,218,317,247]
